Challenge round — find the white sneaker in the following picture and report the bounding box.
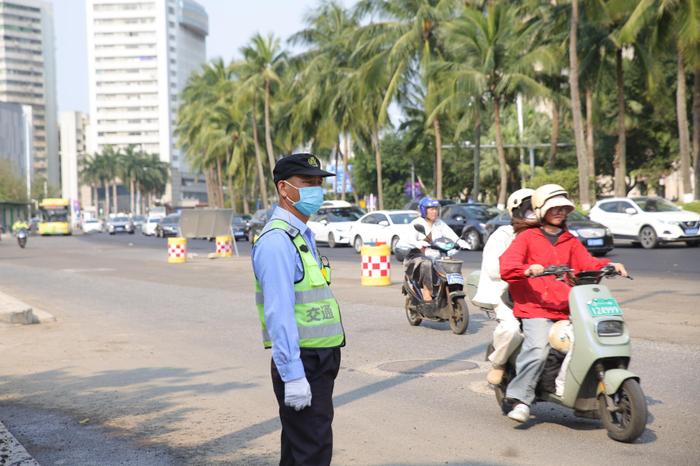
[507,403,530,423]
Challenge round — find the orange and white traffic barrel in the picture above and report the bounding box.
[360,244,391,286]
[216,235,233,257]
[168,237,187,263]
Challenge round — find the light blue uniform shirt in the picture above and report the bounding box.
[252,206,320,382]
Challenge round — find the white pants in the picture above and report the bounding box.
[488,302,524,367]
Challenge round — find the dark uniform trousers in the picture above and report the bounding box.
[271,347,341,466]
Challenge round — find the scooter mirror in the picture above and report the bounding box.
[414,224,426,235]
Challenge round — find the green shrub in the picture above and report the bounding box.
[680,201,700,214]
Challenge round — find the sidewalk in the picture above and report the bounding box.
[0,420,39,465]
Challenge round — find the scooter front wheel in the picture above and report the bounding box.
[405,297,422,326]
[448,298,469,334]
[597,379,647,443]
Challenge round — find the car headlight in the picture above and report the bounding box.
[597,320,624,337]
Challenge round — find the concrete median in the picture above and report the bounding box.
[0,291,55,325]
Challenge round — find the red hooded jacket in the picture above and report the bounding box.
[499,228,610,320]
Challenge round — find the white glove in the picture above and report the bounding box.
[457,239,470,250]
[417,240,430,249]
[284,377,312,411]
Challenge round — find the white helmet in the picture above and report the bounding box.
[549,320,573,353]
[506,188,535,215]
[532,184,575,221]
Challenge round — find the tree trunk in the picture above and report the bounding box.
[613,48,627,197]
[242,164,250,214]
[473,105,481,202]
[586,86,595,185]
[676,51,691,198]
[433,117,443,199]
[340,135,347,201]
[264,80,276,180]
[493,98,508,209]
[129,178,135,214]
[216,156,225,208]
[204,167,213,206]
[548,99,560,169]
[103,180,110,217]
[112,183,118,213]
[343,132,358,204]
[372,124,384,210]
[252,109,269,208]
[693,69,700,200]
[568,0,591,209]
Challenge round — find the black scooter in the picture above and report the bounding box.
[400,224,469,334]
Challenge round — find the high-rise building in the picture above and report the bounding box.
[0,0,59,189]
[59,111,89,210]
[86,0,208,208]
[0,101,33,199]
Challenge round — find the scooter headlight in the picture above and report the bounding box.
[597,320,624,337]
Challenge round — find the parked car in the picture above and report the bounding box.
[231,214,252,241]
[308,206,364,247]
[247,207,275,242]
[142,215,163,236]
[441,203,500,251]
[106,215,134,235]
[349,210,420,253]
[155,214,181,238]
[589,196,700,249]
[484,210,614,256]
[81,218,103,233]
[131,215,146,231]
[402,198,456,210]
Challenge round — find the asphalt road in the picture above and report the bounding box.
[79,230,700,277]
[0,233,698,465]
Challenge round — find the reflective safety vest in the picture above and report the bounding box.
[254,219,345,349]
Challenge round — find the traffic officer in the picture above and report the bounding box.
[252,153,345,466]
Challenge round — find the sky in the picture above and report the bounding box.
[51,0,351,113]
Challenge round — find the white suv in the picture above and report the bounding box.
[589,197,700,249]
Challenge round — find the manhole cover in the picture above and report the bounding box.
[376,359,479,375]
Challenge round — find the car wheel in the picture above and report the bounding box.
[639,226,658,249]
[353,235,363,253]
[390,235,400,254]
[463,229,482,251]
[328,232,336,248]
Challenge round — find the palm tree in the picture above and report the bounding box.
[79,154,102,213]
[621,0,700,199]
[239,33,287,180]
[354,0,461,199]
[440,2,555,207]
[569,0,592,209]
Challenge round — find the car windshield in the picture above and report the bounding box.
[132,216,145,222]
[454,205,492,221]
[326,208,363,222]
[232,216,246,225]
[567,211,588,221]
[632,197,680,212]
[113,216,129,222]
[390,212,419,224]
[164,216,179,224]
[85,219,98,223]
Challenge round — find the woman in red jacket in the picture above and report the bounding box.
[498,184,628,423]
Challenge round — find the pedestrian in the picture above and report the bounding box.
[252,153,345,466]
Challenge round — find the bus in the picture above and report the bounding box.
[38,198,71,236]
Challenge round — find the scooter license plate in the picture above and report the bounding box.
[588,298,623,317]
[446,273,464,285]
[587,238,604,246]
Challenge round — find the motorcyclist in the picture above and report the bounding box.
[399,197,469,302]
[473,188,537,386]
[12,219,29,234]
[499,184,628,423]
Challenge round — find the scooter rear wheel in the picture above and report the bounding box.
[597,379,647,443]
[405,297,422,326]
[448,298,469,334]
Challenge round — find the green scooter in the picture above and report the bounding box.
[471,265,648,443]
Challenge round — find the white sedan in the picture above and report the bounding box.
[589,196,700,249]
[308,206,364,248]
[141,215,163,236]
[81,218,103,233]
[349,210,420,253]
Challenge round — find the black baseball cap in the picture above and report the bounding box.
[273,153,335,183]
